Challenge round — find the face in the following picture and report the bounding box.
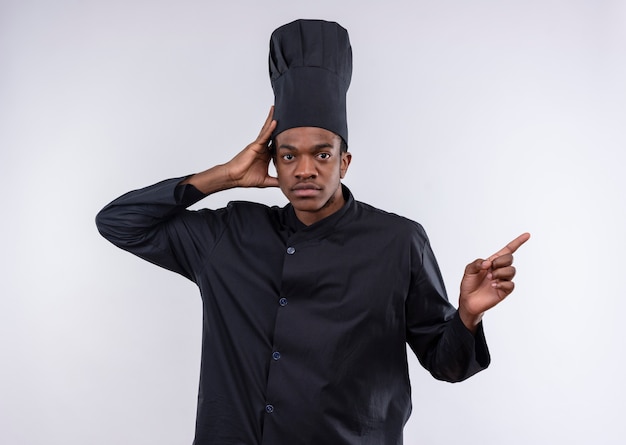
[273,127,352,226]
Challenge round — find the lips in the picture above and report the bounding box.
[291,183,322,197]
[292,183,321,190]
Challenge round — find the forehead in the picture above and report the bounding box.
[274,127,341,149]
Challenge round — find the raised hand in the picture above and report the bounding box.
[224,106,279,188]
[458,233,531,332]
[180,107,279,194]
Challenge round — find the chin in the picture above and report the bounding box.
[291,199,325,212]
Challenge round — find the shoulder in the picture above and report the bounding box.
[182,200,288,244]
[343,200,431,256]
[343,200,432,268]
[353,200,427,238]
[207,200,287,230]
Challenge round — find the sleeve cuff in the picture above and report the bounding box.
[451,311,491,369]
[174,177,208,207]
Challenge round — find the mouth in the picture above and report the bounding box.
[291,183,322,197]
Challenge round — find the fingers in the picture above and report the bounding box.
[491,253,513,269]
[256,106,276,144]
[490,254,516,295]
[466,251,517,276]
[490,265,516,281]
[488,232,530,261]
[492,280,514,296]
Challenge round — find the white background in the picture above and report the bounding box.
[2,1,625,444]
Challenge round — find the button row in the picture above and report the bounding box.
[268,248,294,418]
[269,287,289,415]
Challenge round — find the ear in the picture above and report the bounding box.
[339,152,352,179]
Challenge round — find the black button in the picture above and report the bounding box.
[265,404,274,413]
[272,351,281,360]
[279,298,288,306]
[286,246,295,255]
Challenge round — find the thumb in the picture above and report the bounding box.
[262,175,279,188]
[464,258,491,276]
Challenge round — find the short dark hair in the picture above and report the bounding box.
[339,138,348,153]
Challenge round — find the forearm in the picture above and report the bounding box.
[406,228,490,381]
[427,313,490,382]
[179,164,238,195]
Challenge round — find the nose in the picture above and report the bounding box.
[295,155,316,179]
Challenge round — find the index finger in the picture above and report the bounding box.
[489,232,531,261]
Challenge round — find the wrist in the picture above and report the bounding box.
[181,164,237,194]
[458,305,483,335]
[222,152,253,187]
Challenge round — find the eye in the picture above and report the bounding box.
[317,152,331,160]
[282,154,294,161]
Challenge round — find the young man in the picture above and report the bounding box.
[96,19,529,445]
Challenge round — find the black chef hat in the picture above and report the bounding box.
[269,19,352,145]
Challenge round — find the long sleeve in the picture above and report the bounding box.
[405,228,490,382]
[95,177,226,282]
